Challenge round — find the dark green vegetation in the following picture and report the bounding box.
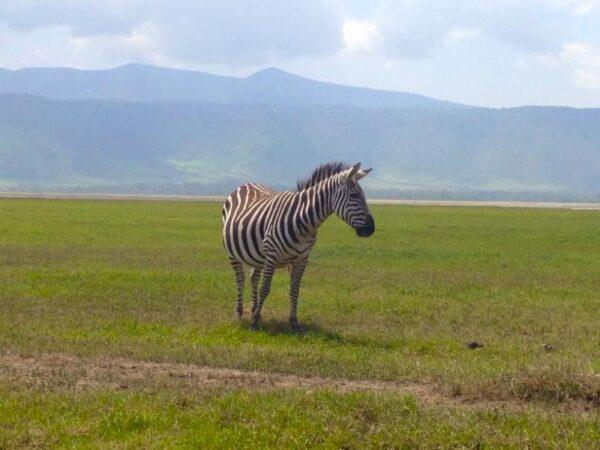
[0,199,599,447]
[0,64,599,197]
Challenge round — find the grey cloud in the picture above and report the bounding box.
[153,0,344,64]
[374,0,596,58]
[374,1,461,57]
[480,1,569,53]
[0,0,344,65]
[0,1,145,36]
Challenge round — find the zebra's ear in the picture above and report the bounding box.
[355,167,372,181]
[343,162,361,184]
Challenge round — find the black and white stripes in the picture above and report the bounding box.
[222,162,375,329]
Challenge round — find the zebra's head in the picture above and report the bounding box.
[333,162,375,238]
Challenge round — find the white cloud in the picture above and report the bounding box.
[444,27,480,47]
[342,19,381,52]
[561,42,600,89]
[571,0,599,15]
[561,42,594,56]
[574,69,600,88]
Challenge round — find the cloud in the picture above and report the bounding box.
[444,28,480,47]
[571,0,599,15]
[70,22,164,66]
[366,0,599,59]
[0,0,344,66]
[574,69,600,88]
[0,0,599,107]
[154,0,344,65]
[342,20,382,52]
[2,1,597,67]
[561,42,600,89]
[372,0,459,58]
[0,1,145,36]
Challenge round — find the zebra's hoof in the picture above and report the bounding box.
[289,319,302,333]
[250,316,261,330]
[235,307,243,319]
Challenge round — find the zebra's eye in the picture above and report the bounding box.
[349,192,360,200]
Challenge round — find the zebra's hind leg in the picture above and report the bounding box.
[289,258,308,332]
[251,260,276,330]
[250,267,262,315]
[230,259,245,319]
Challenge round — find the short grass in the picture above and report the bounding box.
[2,385,599,449]
[1,198,599,447]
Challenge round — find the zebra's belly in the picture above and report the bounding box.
[231,240,314,267]
[225,226,315,268]
[274,237,316,265]
[225,230,267,267]
[238,251,267,267]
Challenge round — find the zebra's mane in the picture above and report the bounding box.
[296,162,350,191]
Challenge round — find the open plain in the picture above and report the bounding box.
[0,198,599,448]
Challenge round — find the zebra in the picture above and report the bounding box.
[221,162,375,330]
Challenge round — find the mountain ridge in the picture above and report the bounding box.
[0,93,598,197]
[0,63,463,109]
[0,64,598,199]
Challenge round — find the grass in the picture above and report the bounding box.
[0,198,599,447]
[1,386,599,449]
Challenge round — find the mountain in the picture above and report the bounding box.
[0,64,461,110]
[0,94,598,198]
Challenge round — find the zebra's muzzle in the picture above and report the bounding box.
[355,214,375,237]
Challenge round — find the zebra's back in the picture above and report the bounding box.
[222,183,279,267]
[222,182,316,268]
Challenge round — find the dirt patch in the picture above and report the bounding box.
[0,351,592,414]
[0,351,425,394]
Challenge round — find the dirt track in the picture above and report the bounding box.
[0,352,498,408]
[2,351,407,394]
[2,351,592,414]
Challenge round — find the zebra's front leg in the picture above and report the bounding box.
[250,267,262,315]
[289,258,308,331]
[230,260,245,319]
[251,260,276,330]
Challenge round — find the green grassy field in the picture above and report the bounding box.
[1,198,599,448]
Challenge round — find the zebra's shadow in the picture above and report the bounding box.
[245,318,337,337]
[241,318,394,349]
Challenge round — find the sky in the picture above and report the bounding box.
[0,0,599,108]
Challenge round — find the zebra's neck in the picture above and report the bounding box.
[295,178,337,235]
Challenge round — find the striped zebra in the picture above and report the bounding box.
[222,162,375,330]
